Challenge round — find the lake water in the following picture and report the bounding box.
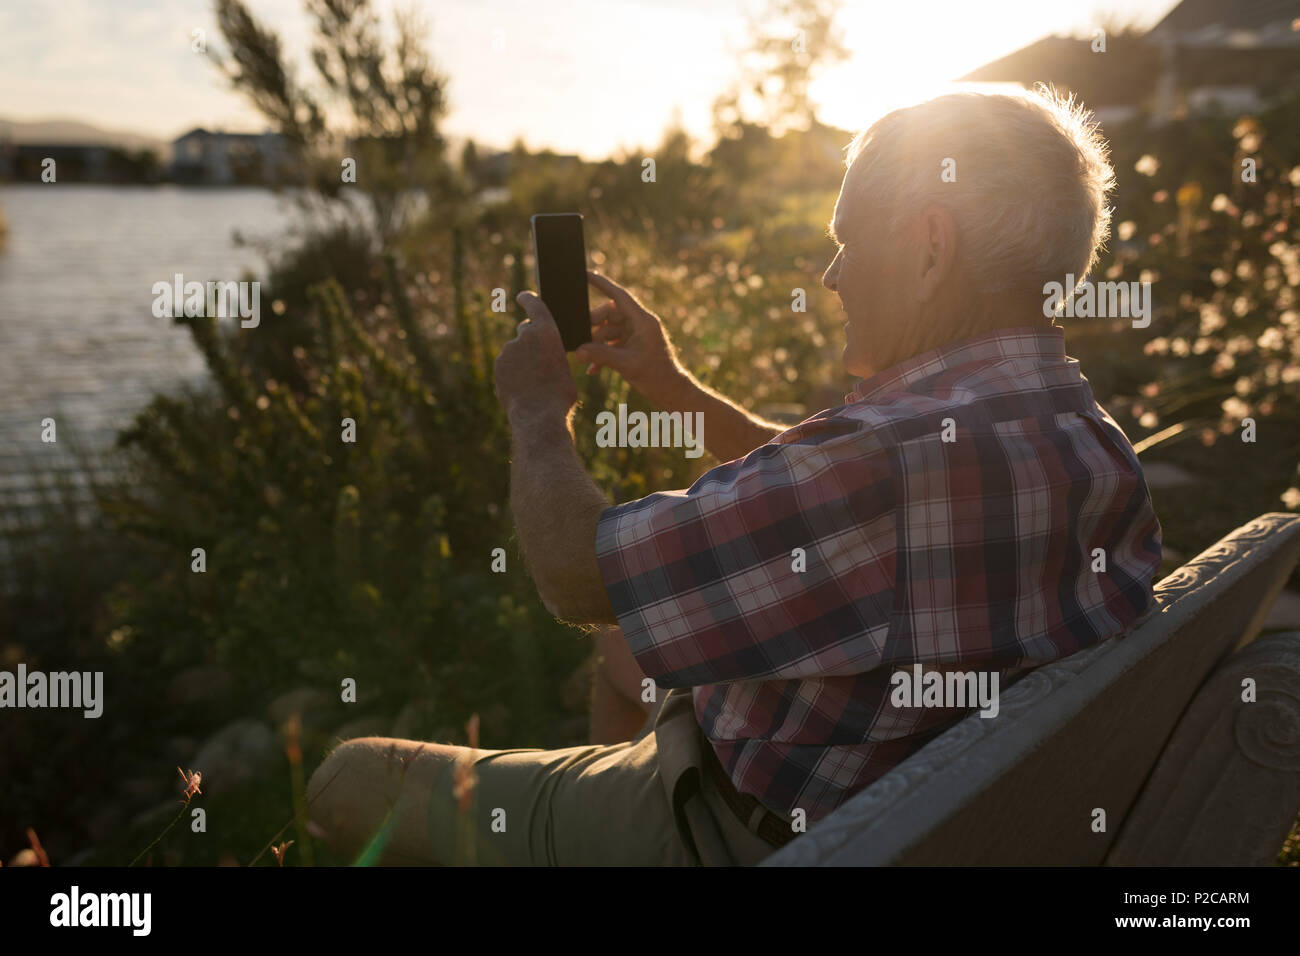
[0,184,295,507]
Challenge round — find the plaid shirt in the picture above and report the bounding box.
[595,325,1162,824]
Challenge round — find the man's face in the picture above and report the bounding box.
[822,184,913,380]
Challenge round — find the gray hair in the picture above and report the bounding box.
[839,85,1115,295]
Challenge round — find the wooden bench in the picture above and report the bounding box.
[764,512,1300,866]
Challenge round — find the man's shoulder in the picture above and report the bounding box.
[776,355,1086,453]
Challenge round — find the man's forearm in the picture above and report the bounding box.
[508,404,618,626]
[651,367,785,463]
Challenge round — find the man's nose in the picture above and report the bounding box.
[822,250,841,292]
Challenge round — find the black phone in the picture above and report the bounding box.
[530,212,591,351]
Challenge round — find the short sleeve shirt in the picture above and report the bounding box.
[595,325,1163,823]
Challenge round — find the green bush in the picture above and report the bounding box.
[104,253,590,748]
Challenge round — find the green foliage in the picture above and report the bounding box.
[105,252,587,746]
[1076,93,1300,516]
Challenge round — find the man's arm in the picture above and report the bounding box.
[506,403,617,626]
[652,365,784,464]
[577,271,785,463]
[493,290,621,626]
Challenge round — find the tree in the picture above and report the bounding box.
[728,0,851,135]
[211,0,461,244]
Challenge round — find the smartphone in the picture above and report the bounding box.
[530,212,591,351]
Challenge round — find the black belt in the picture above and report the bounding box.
[700,738,798,849]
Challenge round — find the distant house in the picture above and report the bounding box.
[169,128,290,184]
[959,0,1300,125]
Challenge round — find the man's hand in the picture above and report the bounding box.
[494,291,579,420]
[577,268,785,462]
[576,271,686,409]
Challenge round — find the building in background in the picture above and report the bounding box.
[960,0,1300,127]
[169,128,291,185]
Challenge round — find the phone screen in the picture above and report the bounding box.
[531,213,591,351]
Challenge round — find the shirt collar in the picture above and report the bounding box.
[845,325,1067,405]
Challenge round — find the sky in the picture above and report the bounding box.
[0,0,1182,159]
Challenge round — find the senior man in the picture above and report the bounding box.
[307,87,1162,866]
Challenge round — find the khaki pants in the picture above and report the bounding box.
[343,688,781,865]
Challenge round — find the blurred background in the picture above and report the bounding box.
[1,0,1299,866]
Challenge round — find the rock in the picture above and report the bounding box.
[166,666,234,708]
[190,718,278,795]
[268,687,338,732]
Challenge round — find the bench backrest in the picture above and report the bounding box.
[764,512,1300,866]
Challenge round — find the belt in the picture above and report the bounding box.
[700,737,798,849]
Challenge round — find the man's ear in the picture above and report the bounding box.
[914,205,958,303]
